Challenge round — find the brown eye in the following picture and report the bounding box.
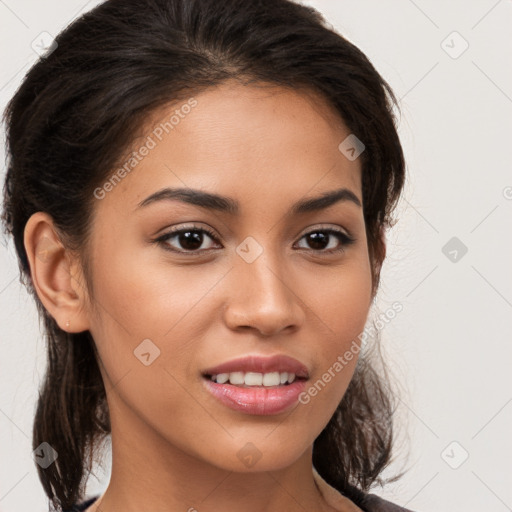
[155,225,220,254]
[295,228,355,254]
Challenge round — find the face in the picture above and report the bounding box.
[80,81,374,473]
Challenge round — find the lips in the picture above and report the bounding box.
[201,354,310,415]
[201,354,310,380]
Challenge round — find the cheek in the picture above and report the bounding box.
[302,253,373,341]
[295,257,372,417]
[86,246,229,387]
[85,251,216,440]
[90,239,219,335]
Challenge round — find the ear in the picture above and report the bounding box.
[23,212,91,333]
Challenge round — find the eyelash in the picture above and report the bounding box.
[153,223,356,256]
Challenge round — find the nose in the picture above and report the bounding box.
[223,254,305,337]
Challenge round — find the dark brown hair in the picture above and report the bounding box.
[1,0,406,510]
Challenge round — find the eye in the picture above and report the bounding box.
[154,224,220,254]
[295,227,355,254]
[153,224,356,256]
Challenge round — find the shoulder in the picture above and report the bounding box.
[62,495,100,512]
[312,466,416,512]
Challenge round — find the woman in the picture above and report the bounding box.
[1,0,412,510]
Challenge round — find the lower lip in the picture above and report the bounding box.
[202,377,307,415]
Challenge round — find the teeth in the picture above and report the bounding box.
[215,373,229,384]
[228,371,245,385]
[245,372,263,386]
[262,372,280,386]
[210,371,297,386]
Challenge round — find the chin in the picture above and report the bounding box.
[193,429,313,473]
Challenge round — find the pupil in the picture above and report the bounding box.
[308,232,328,250]
[180,231,203,250]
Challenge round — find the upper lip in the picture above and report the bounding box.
[202,354,310,379]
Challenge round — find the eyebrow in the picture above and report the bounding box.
[135,186,361,214]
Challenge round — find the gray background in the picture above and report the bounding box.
[1,1,511,510]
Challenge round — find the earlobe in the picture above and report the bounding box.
[23,212,90,333]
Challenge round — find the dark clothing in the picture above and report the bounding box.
[344,483,415,511]
[63,496,98,511]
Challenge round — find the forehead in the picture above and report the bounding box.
[96,81,362,215]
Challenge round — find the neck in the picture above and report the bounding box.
[88,393,341,512]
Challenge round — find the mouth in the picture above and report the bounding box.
[200,354,311,415]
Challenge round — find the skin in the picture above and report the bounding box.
[24,80,384,512]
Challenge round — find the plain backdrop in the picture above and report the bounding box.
[1,1,511,511]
